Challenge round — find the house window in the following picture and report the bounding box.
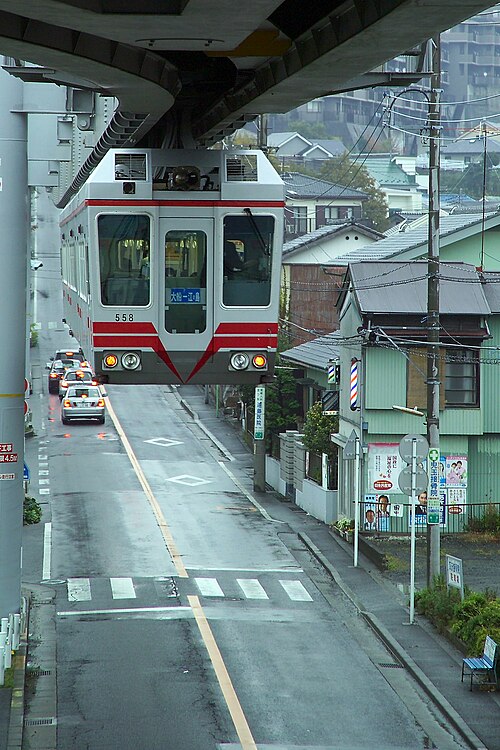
[407,347,479,409]
[306,99,321,113]
[445,352,479,406]
[287,205,308,234]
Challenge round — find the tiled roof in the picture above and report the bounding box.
[280,331,341,371]
[348,261,490,315]
[283,171,368,200]
[330,212,499,265]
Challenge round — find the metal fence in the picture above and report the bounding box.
[358,499,500,535]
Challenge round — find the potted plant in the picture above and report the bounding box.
[332,517,355,543]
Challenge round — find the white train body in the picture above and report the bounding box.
[59,149,284,384]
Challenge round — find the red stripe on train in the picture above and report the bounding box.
[215,323,278,334]
[93,321,157,334]
[93,335,277,349]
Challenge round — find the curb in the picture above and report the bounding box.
[177,393,234,461]
[298,532,489,750]
[7,595,29,750]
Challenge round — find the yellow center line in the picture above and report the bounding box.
[105,395,188,578]
[106,393,258,749]
[188,595,258,750]
[0,393,23,398]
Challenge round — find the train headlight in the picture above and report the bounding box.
[230,352,249,370]
[122,352,141,370]
[103,354,118,368]
[252,354,267,370]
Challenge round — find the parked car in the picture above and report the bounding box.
[58,367,98,399]
[61,385,106,425]
[48,359,82,394]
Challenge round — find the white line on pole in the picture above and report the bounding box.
[354,437,360,568]
[42,522,52,580]
[410,439,417,624]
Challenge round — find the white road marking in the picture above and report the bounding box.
[144,437,184,447]
[279,580,313,601]
[42,522,52,580]
[67,578,92,601]
[218,461,284,523]
[39,489,50,495]
[195,578,224,597]
[110,577,136,599]
[38,455,48,461]
[167,474,211,486]
[39,478,50,485]
[38,470,49,476]
[237,579,268,600]
[57,606,191,617]
[186,565,303,573]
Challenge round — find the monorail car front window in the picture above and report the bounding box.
[222,215,274,307]
[98,215,151,306]
[164,230,207,334]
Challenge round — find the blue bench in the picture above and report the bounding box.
[461,635,499,691]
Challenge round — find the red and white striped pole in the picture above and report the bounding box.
[350,359,359,411]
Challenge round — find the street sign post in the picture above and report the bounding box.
[399,434,429,464]
[398,434,429,625]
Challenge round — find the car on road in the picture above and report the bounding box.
[48,358,82,393]
[58,367,98,399]
[61,385,106,425]
[48,348,86,366]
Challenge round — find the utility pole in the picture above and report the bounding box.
[0,63,27,617]
[426,36,441,586]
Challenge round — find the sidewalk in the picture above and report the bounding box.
[3,383,499,749]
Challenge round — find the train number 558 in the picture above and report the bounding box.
[115,314,134,322]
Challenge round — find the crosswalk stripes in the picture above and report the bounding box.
[64,575,315,604]
[194,576,313,602]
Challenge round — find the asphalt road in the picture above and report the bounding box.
[20,190,472,749]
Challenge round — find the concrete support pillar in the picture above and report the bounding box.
[0,63,27,617]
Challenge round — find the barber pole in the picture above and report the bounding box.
[350,359,359,410]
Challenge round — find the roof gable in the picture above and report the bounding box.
[346,261,490,315]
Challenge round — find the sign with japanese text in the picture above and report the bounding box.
[169,288,201,304]
[446,554,464,599]
[367,444,404,495]
[254,386,265,440]
[427,448,440,524]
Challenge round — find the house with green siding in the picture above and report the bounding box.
[334,258,500,533]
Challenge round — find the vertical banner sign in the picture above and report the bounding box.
[254,386,265,441]
[427,447,440,524]
[350,359,358,411]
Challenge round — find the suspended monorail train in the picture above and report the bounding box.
[59,148,284,384]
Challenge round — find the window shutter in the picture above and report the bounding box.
[407,347,445,411]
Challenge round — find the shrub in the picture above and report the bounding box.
[334,518,354,532]
[464,504,500,534]
[30,324,38,348]
[415,576,461,631]
[416,579,500,655]
[23,495,42,525]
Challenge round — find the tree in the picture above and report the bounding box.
[440,160,500,200]
[302,401,338,461]
[288,120,329,140]
[316,154,390,232]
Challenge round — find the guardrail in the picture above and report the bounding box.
[0,606,26,685]
[358,500,500,535]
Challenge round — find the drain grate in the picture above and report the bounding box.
[379,662,404,669]
[24,717,57,726]
[30,669,52,676]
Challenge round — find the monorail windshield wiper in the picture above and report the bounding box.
[243,207,270,255]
